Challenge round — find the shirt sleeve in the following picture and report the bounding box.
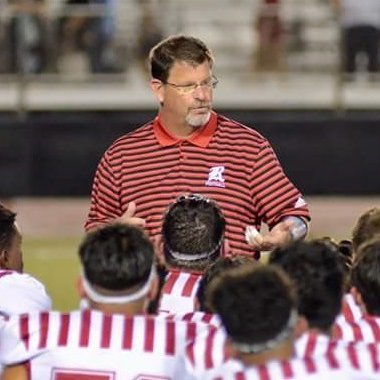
[84,147,122,231]
[251,140,310,228]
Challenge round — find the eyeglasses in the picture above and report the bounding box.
[163,76,219,94]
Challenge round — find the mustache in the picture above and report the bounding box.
[190,104,211,110]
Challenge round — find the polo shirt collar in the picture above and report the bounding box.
[153,112,217,148]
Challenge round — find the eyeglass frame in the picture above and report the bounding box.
[162,75,219,94]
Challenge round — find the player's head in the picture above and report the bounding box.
[79,223,156,309]
[350,237,380,316]
[352,208,380,252]
[162,194,226,272]
[269,239,344,334]
[196,255,256,313]
[149,34,214,84]
[208,264,298,361]
[0,203,23,272]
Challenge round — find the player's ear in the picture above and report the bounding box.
[0,249,9,269]
[147,274,159,302]
[76,276,86,298]
[294,315,308,339]
[350,286,365,311]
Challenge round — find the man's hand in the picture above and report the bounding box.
[116,202,145,227]
[245,220,294,251]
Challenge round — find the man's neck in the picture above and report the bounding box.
[159,114,198,139]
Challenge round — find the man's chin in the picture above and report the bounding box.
[187,112,211,128]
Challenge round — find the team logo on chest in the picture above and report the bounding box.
[205,166,226,188]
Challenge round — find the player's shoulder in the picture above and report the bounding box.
[0,270,45,291]
[216,113,268,143]
[0,271,51,314]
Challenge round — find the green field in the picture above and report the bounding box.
[23,236,82,311]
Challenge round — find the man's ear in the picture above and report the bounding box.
[150,79,165,105]
[0,249,9,269]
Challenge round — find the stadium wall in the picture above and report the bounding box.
[0,110,379,196]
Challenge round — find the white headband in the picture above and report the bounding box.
[167,237,223,262]
[231,309,298,354]
[81,265,157,304]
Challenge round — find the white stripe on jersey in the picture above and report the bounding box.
[159,271,201,314]
[179,329,380,380]
[334,315,380,343]
[166,311,222,329]
[337,293,363,323]
[0,310,214,379]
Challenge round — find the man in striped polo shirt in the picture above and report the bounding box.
[85,34,310,258]
[0,224,213,379]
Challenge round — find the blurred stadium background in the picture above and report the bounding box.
[0,0,380,310]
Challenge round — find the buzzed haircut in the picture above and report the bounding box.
[79,223,154,292]
[149,34,214,82]
[350,237,380,316]
[269,240,344,333]
[0,203,17,251]
[352,208,380,251]
[208,264,297,348]
[162,194,225,272]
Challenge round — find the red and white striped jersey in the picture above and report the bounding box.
[206,348,380,380]
[0,309,214,380]
[166,311,222,329]
[334,315,380,343]
[178,329,380,379]
[338,293,363,324]
[159,270,202,315]
[0,269,52,317]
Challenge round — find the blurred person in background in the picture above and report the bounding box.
[136,0,163,75]
[5,0,49,73]
[57,0,120,74]
[85,34,310,259]
[253,0,285,75]
[332,0,380,80]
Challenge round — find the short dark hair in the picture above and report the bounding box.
[197,256,256,313]
[79,224,154,291]
[0,203,17,251]
[352,208,380,251]
[162,194,225,272]
[269,240,344,333]
[350,238,380,316]
[208,264,297,347]
[149,35,214,82]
